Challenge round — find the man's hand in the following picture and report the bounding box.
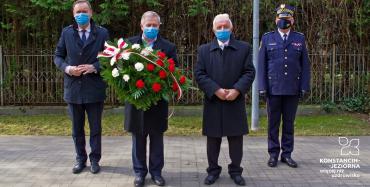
[225,89,240,101]
[69,66,83,76]
[259,90,267,101]
[78,64,97,75]
[215,88,228,100]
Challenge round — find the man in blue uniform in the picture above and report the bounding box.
[258,4,311,168]
[54,0,109,174]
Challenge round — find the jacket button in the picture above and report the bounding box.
[79,52,82,55]
[268,76,272,79]
[285,49,288,52]
[285,64,288,67]
[284,57,288,59]
[284,72,288,75]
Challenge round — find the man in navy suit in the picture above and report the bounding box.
[258,4,311,168]
[124,11,177,187]
[54,0,109,174]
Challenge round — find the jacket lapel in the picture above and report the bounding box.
[83,32,96,48]
[284,31,294,48]
[73,28,84,48]
[274,31,284,45]
[83,22,97,49]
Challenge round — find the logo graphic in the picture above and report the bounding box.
[338,137,359,156]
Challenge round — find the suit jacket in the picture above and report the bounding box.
[195,36,255,137]
[54,21,109,104]
[124,34,178,134]
[258,30,311,95]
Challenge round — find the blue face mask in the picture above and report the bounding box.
[215,29,231,42]
[143,27,159,40]
[277,19,292,29]
[74,13,90,26]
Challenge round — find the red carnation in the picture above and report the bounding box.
[179,75,186,84]
[172,81,179,91]
[147,63,155,72]
[136,79,145,89]
[152,83,161,93]
[159,70,167,79]
[169,64,175,73]
[157,51,166,59]
[168,58,175,65]
[156,59,164,67]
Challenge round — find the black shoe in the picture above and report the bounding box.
[72,162,86,174]
[151,175,165,186]
[134,176,145,187]
[281,157,298,168]
[231,175,246,186]
[90,162,100,174]
[204,174,219,185]
[268,157,278,167]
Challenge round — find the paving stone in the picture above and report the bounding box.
[0,136,369,186]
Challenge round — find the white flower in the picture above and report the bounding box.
[117,38,128,49]
[121,52,131,60]
[132,44,141,50]
[123,74,130,82]
[144,47,153,52]
[112,68,119,78]
[140,49,150,56]
[110,57,116,66]
[134,62,144,72]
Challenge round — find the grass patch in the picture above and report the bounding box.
[0,114,369,136]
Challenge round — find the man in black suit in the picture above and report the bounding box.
[195,14,255,186]
[54,0,109,174]
[124,11,177,187]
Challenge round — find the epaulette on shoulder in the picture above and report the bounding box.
[293,31,304,36]
[263,31,275,36]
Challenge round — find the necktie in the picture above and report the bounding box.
[283,34,287,43]
[81,30,87,44]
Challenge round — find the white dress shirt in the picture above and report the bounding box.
[218,40,230,50]
[278,29,290,40]
[78,24,91,40]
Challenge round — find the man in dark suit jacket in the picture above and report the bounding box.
[124,11,177,187]
[195,14,255,186]
[54,0,109,174]
[258,4,311,168]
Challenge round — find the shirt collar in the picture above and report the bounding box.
[278,29,290,39]
[78,24,91,32]
[217,40,229,48]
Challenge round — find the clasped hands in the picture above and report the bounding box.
[68,64,96,76]
[215,88,240,101]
